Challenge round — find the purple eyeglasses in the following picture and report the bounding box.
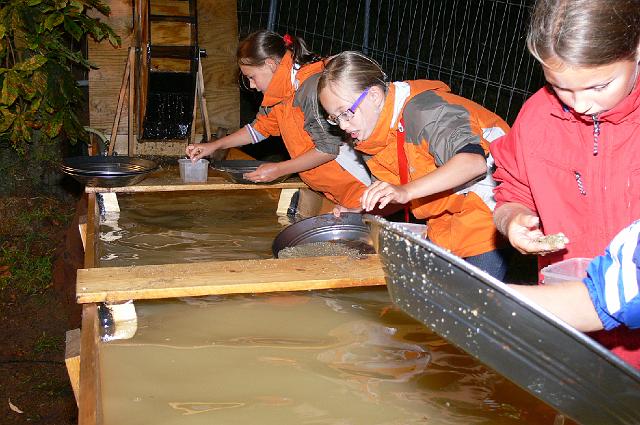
[326,87,370,126]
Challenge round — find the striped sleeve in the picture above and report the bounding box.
[583,220,640,330]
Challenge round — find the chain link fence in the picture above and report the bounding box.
[238,0,545,124]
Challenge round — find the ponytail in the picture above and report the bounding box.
[237,30,320,68]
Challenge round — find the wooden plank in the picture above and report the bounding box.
[88,0,133,133]
[78,304,101,425]
[89,0,240,149]
[150,1,190,16]
[150,57,191,72]
[76,255,387,303]
[84,167,307,193]
[84,176,307,193]
[150,21,192,45]
[84,194,97,269]
[197,0,239,132]
[65,329,81,406]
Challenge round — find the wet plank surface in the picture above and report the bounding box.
[84,167,307,193]
[76,255,386,303]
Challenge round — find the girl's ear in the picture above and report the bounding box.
[264,57,279,73]
[369,85,386,110]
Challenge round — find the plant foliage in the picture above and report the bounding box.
[0,0,120,154]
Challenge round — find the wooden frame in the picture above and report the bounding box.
[78,194,103,425]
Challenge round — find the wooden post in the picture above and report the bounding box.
[65,329,81,406]
[108,48,135,156]
[190,57,212,144]
[128,45,136,156]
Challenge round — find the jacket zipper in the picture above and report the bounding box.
[574,171,587,196]
[592,114,600,156]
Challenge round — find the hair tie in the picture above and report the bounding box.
[283,34,294,48]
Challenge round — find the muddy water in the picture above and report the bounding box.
[98,190,285,266]
[100,289,561,425]
[96,191,565,424]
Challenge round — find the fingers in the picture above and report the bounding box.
[360,182,398,211]
[185,144,204,161]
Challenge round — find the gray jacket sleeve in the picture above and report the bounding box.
[403,91,483,167]
[293,74,343,155]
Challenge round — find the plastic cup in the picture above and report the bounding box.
[178,158,209,183]
[541,257,592,285]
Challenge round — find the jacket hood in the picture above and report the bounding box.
[357,80,450,155]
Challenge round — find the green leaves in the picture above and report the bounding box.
[63,16,82,41]
[1,72,20,105]
[0,0,117,153]
[44,12,64,31]
[14,56,47,72]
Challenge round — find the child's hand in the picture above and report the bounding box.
[243,163,281,183]
[360,181,410,211]
[507,213,569,255]
[332,205,363,217]
[185,143,216,161]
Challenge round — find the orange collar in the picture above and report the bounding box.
[261,51,295,107]
[260,52,324,107]
[356,84,398,155]
[356,80,450,155]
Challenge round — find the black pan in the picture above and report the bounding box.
[61,156,158,187]
[212,160,291,184]
[272,213,374,257]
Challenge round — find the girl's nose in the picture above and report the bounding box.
[338,119,349,131]
[572,92,592,114]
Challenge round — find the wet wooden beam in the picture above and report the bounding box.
[76,255,387,303]
[78,304,101,425]
[84,173,307,193]
[64,329,81,406]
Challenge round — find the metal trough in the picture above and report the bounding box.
[365,214,640,425]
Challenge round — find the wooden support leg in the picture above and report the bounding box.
[276,189,299,216]
[65,329,81,406]
[109,47,134,156]
[197,60,212,141]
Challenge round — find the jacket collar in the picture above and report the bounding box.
[356,80,451,155]
[355,83,398,155]
[260,51,295,107]
[260,52,325,107]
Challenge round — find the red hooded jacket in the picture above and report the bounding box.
[491,75,640,368]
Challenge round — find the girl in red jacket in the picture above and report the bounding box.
[490,0,640,367]
[186,30,371,209]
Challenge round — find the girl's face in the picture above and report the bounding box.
[543,55,639,116]
[239,60,277,92]
[319,82,383,143]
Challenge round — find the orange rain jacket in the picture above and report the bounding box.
[356,80,510,257]
[247,52,368,208]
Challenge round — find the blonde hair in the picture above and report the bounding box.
[318,51,388,94]
[527,0,640,67]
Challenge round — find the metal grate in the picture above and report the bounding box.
[237,0,545,124]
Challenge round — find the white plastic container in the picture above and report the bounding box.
[178,158,209,183]
[541,257,592,285]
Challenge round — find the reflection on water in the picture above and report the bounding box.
[100,289,561,425]
[97,191,285,266]
[97,191,565,424]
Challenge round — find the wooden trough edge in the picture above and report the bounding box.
[84,178,307,193]
[76,254,387,303]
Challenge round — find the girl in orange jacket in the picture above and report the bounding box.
[318,51,510,279]
[186,31,371,208]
